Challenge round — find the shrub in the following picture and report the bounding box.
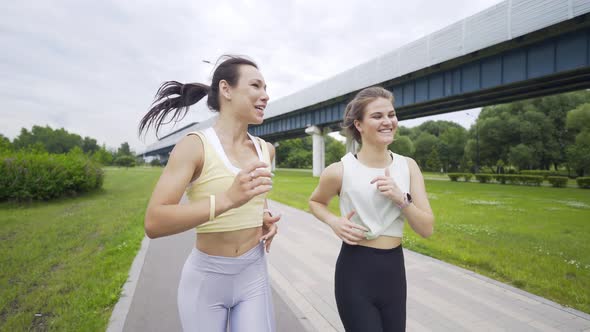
[448,173,461,181]
[494,174,507,184]
[519,175,543,186]
[0,151,103,201]
[475,174,493,183]
[114,155,136,167]
[577,177,590,189]
[547,176,568,188]
[462,173,473,182]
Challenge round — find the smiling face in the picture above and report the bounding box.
[354,97,397,146]
[223,65,269,125]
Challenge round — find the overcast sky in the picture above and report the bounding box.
[1,0,502,152]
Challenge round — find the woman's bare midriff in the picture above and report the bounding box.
[358,235,402,249]
[196,226,263,257]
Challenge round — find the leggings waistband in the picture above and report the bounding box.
[187,241,265,275]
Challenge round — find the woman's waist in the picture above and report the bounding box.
[357,235,402,249]
[196,226,263,257]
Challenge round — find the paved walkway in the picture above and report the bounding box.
[266,201,590,332]
[108,200,590,331]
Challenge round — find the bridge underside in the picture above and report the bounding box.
[251,17,590,142]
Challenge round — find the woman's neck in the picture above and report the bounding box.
[214,112,249,144]
[357,143,391,168]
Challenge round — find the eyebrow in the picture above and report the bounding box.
[370,109,395,114]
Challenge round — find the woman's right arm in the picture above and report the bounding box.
[308,162,367,245]
[144,135,271,238]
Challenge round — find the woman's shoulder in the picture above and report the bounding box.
[170,134,205,164]
[322,161,344,179]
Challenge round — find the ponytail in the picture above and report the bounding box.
[138,81,209,137]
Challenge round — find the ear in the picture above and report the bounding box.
[219,80,231,100]
[353,119,362,134]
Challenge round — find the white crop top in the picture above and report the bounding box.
[339,151,410,240]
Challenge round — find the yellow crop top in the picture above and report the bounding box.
[185,127,271,233]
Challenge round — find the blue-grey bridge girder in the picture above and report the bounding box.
[250,15,590,142]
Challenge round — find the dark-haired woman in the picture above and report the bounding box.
[139,56,280,331]
[309,87,434,332]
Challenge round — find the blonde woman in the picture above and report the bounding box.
[309,86,434,332]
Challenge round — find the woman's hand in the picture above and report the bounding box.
[260,210,281,253]
[328,210,368,245]
[370,168,404,205]
[224,161,273,208]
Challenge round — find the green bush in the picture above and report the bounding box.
[495,175,542,186]
[520,175,543,186]
[520,170,570,179]
[462,173,473,182]
[577,177,590,189]
[475,174,493,183]
[448,173,461,181]
[150,158,162,167]
[547,176,568,188]
[114,155,136,167]
[0,151,103,201]
[494,174,508,184]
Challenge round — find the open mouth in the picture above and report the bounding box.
[378,128,392,133]
[255,105,265,113]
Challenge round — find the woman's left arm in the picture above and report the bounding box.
[402,157,434,238]
[260,142,280,252]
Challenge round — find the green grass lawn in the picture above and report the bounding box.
[268,169,590,314]
[0,167,161,331]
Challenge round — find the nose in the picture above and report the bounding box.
[261,90,269,102]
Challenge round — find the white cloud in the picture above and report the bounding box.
[0,0,503,152]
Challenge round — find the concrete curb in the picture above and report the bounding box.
[106,235,150,332]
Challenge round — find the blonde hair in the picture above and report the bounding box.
[342,86,394,144]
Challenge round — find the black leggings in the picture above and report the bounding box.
[335,242,407,332]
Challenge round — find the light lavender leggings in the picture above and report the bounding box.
[177,241,276,332]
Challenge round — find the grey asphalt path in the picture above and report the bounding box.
[107,228,308,332]
[265,200,590,332]
[108,200,590,332]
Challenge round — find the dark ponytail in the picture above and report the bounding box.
[138,81,209,137]
[138,55,258,137]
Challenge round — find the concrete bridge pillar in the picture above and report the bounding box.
[272,142,279,171]
[305,125,325,177]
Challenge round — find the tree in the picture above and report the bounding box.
[566,103,590,133]
[0,134,12,154]
[117,142,132,157]
[325,135,345,165]
[567,131,590,176]
[566,104,590,176]
[276,137,312,169]
[413,132,438,168]
[82,136,100,154]
[114,155,136,167]
[92,145,114,165]
[439,126,467,172]
[426,149,442,172]
[389,136,414,157]
[509,144,536,170]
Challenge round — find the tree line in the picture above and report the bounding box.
[0,126,138,167]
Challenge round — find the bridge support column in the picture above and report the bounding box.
[271,142,279,171]
[305,126,325,177]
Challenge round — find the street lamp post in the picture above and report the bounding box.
[466,112,480,173]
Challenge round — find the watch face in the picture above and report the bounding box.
[406,193,413,203]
